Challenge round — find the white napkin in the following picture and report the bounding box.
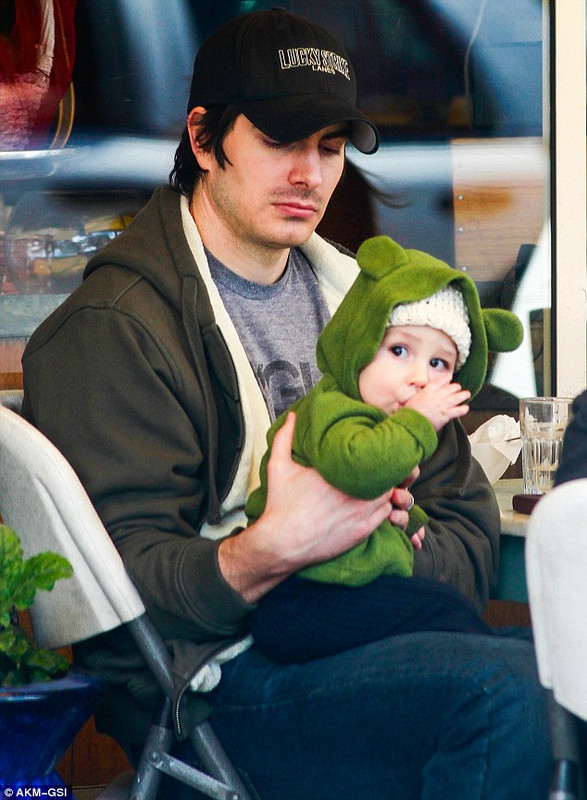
[468,415,521,484]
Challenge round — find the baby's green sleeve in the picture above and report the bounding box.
[406,504,429,537]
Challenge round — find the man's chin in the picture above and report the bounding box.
[265,231,314,251]
[278,221,321,248]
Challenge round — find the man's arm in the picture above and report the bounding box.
[24,308,411,621]
[219,412,413,603]
[23,303,255,643]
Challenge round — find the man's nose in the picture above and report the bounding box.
[289,147,322,189]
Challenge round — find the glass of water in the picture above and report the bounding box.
[519,397,573,495]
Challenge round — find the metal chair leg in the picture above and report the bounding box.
[548,691,583,800]
[190,721,255,800]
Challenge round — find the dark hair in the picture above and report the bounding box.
[169,105,241,197]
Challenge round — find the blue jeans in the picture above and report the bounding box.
[159,630,552,800]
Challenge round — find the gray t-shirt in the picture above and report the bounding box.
[208,248,331,421]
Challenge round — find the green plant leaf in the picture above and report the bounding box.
[2,669,24,687]
[0,526,23,580]
[0,625,28,663]
[0,525,74,685]
[0,626,17,655]
[26,647,70,677]
[0,606,11,630]
[11,553,74,611]
[0,626,30,683]
[0,526,24,624]
[24,552,74,591]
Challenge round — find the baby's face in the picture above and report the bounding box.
[358,325,458,414]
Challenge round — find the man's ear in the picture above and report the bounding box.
[187,106,213,171]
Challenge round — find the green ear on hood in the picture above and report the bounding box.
[356,237,524,357]
[356,235,408,278]
[482,308,524,353]
[317,234,524,402]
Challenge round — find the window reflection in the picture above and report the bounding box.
[0,0,551,409]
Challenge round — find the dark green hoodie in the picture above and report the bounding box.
[21,191,509,746]
[246,235,523,586]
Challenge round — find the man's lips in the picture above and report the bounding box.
[273,200,319,218]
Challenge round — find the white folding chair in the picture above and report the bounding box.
[526,478,587,800]
[0,404,254,800]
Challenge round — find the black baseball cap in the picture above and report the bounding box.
[187,8,379,154]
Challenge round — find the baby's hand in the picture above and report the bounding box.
[405,380,470,431]
[411,526,425,550]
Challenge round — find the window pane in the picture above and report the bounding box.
[0,0,550,411]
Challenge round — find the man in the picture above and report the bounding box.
[22,9,551,799]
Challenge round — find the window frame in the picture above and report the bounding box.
[551,0,587,396]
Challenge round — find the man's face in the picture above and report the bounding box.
[192,114,347,266]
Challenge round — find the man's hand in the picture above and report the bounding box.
[391,468,426,548]
[387,466,419,530]
[410,526,426,550]
[218,412,405,604]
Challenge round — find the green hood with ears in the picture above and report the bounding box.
[316,235,523,400]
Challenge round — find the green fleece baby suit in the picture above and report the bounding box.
[245,235,523,587]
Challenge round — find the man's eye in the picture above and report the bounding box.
[264,139,286,150]
[321,143,345,156]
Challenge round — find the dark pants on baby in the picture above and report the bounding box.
[248,573,494,663]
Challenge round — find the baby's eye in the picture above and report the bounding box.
[390,345,408,358]
[430,357,450,371]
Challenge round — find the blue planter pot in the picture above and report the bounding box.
[0,670,103,788]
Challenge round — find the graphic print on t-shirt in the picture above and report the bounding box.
[254,359,316,420]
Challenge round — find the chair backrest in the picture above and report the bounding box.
[0,407,256,800]
[525,478,587,720]
[0,406,145,649]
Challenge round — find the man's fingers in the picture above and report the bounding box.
[400,466,420,488]
[270,412,296,460]
[389,508,409,530]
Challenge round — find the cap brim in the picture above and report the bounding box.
[240,94,379,154]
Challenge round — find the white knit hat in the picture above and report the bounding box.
[389,285,471,369]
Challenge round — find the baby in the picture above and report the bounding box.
[246,235,523,663]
